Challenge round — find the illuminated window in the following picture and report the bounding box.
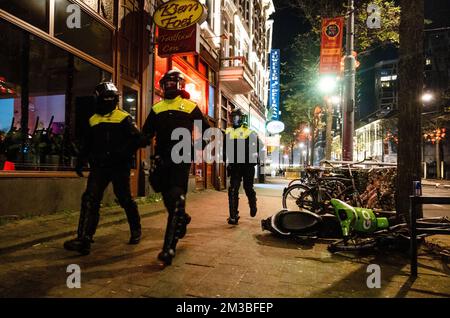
[173,60,207,114]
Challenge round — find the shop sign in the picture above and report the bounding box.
[319,17,344,74]
[158,24,200,57]
[266,120,285,135]
[268,49,280,121]
[153,0,207,31]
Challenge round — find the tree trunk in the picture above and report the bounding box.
[396,0,424,219]
[325,99,333,160]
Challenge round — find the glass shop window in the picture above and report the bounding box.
[0,19,111,171]
[54,0,113,65]
[0,0,49,32]
[208,84,215,118]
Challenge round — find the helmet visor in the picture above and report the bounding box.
[232,114,241,127]
[163,80,179,91]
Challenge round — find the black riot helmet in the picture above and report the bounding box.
[159,70,187,99]
[94,82,119,115]
[231,108,246,128]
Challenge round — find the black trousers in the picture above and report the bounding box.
[78,166,141,239]
[158,162,191,253]
[229,164,257,198]
[228,164,257,218]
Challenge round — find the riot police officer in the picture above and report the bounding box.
[142,70,210,266]
[64,82,147,255]
[224,108,262,225]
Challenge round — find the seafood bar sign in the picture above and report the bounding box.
[153,0,207,57]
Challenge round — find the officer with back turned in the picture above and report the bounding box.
[64,82,148,255]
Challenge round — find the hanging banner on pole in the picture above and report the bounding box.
[319,17,344,74]
[268,49,280,121]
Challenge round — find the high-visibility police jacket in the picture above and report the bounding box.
[224,125,262,165]
[142,95,210,162]
[80,108,145,168]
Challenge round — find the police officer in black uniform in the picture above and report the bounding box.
[225,108,262,225]
[64,82,147,255]
[142,70,210,266]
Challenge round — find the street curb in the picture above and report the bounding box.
[0,207,166,255]
[422,183,450,188]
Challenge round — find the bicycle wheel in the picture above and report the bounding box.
[287,178,303,188]
[336,186,362,207]
[282,184,316,211]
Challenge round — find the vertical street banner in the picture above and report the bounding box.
[269,49,280,121]
[319,17,344,74]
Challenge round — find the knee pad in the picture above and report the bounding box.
[166,187,186,214]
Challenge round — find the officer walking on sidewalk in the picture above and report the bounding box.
[224,108,263,225]
[142,70,210,266]
[64,82,148,255]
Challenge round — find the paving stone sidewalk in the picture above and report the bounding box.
[0,186,449,298]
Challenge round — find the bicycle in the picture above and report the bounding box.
[327,198,450,253]
[282,163,362,213]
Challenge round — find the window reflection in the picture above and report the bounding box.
[0,0,48,31]
[0,19,111,171]
[54,0,113,65]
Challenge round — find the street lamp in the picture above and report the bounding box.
[318,76,338,94]
[422,92,434,103]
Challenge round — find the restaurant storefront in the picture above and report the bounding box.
[0,0,154,216]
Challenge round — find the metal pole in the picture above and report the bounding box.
[410,195,418,277]
[279,146,281,170]
[342,0,356,161]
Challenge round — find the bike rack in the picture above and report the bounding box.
[409,195,450,277]
[320,159,397,167]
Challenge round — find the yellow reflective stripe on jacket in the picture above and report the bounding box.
[225,126,253,139]
[89,109,130,127]
[152,96,197,114]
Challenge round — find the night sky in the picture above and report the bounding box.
[269,0,308,64]
[269,0,450,65]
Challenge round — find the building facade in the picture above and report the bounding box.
[0,0,275,216]
[0,0,157,216]
[218,0,275,185]
[353,28,450,172]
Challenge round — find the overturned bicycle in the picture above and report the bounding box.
[262,198,450,253]
[262,160,450,254]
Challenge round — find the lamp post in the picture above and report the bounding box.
[318,75,339,161]
[342,0,356,162]
[299,142,305,165]
[279,145,285,170]
[303,127,311,165]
